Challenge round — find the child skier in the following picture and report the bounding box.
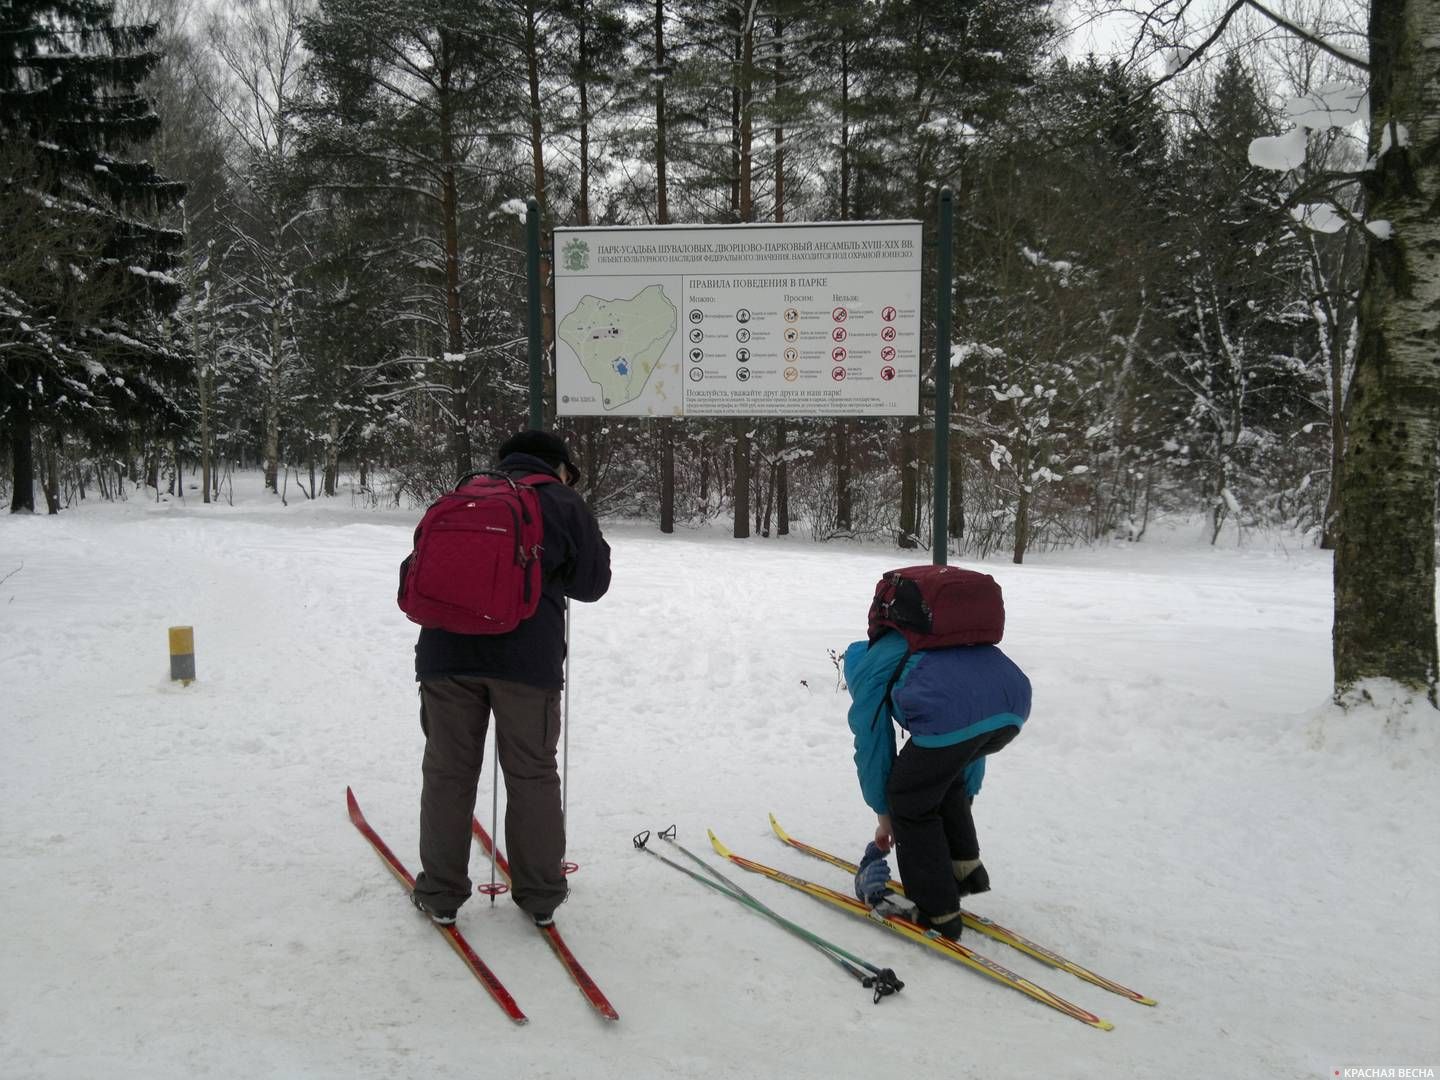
[844,566,1031,940]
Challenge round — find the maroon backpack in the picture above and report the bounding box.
[867,565,1005,649]
[397,471,559,635]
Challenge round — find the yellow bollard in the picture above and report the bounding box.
[169,626,196,685]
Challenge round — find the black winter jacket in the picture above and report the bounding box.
[413,453,612,688]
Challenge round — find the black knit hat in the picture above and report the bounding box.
[498,429,580,485]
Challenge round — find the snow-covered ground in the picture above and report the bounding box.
[2,475,1436,1080]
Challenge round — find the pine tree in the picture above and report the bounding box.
[1,0,187,512]
[300,0,519,478]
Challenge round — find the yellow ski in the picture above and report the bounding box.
[708,830,1114,1030]
[769,814,1157,1007]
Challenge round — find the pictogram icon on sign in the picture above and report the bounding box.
[881,345,896,362]
[881,325,897,342]
[882,306,897,322]
[736,327,751,343]
[881,366,896,381]
[736,367,751,382]
[831,366,847,381]
[784,308,799,322]
[689,309,704,324]
[784,367,799,381]
[832,327,847,343]
[832,346,847,362]
[831,306,848,323]
[736,347,751,362]
[784,347,799,361]
[690,328,704,343]
[736,308,751,323]
[784,327,799,343]
[689,367,704,381]
[690,347,704,362]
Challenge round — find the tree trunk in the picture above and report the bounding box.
[733,420,750,538]
[950,448,964,540]
[655,0,668,227]
[738,10,754,224]
[40,429,60,514]
[8,398,35,513]
[839,29,851,221]
[1332,0,1440,705]
[577,6,591,226]
[835,421,852,531]
[773,16,785,225]
[438,43,472,476]
[898,425,918,548]
[324,414,339,496]
[731,8,755,538]
[761,447,776,537]
[1013,480,1030,565]
[660,419,675,533]
[525,1,556,421]
[263,299,282,492]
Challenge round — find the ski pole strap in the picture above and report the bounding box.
[861,968,905,1004]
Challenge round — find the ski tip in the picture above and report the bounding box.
[706,829,731,858]
[345,786,360,817]
[768,813,790,841]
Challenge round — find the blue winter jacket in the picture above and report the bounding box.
[845,632,1032,816]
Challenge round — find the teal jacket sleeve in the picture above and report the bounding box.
[844,634,911,816]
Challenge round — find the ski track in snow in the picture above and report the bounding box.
[1,477,1436,1080]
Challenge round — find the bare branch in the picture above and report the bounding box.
[1244,0,1370,71]
[1143,0,1247,93]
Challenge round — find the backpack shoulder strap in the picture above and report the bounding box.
[873,649,913,731]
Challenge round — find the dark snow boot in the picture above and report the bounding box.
[917,909,964,941]
[954,858,991,897]
[411,891,458,926]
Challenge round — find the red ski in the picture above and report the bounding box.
[471,817,620,1022]
[346,788,527,1024]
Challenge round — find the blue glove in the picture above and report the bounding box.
[854,842,894,906]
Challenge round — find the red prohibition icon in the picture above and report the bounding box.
[831,306,848,323]
[832,346,848,362]
[831,366,847,381]
[881,325,897,342]
[881,306,897,322]
[881,366,896,381]
[832,326,847,343]
[881,345,897,362]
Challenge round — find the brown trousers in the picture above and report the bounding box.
[412,675,568,917]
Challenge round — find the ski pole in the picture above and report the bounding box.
[477,738,508,903]
[560,599,577,878]
[562,598,570,824]
[633,828,902,1002]
[657,826,902,998]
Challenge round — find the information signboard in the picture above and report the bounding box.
[553,221,922,417]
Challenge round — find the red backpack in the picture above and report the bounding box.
[867,565,1005,649]
[864,565,1006,729]
[397,471,559,635]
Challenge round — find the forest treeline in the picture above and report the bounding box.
[2,0,1369,562]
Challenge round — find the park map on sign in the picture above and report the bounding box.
[557,284,677,410]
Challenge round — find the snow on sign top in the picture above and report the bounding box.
[552,221,923,419]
